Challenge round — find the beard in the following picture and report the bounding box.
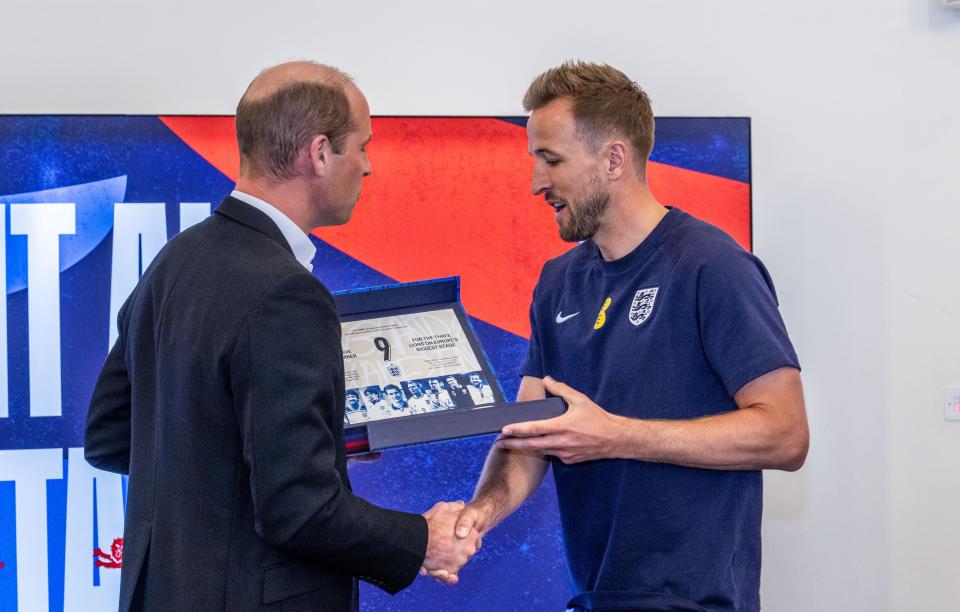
[558,176,610,242]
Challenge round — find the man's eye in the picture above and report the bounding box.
[546,159,560,166]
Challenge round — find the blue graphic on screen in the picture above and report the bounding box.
[4,176,126,294]
[0,115,749,612]
[499,116,750,182]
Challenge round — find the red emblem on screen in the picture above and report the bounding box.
[160,116,752,339]
[94,537,124,569]
[0,561,5,569]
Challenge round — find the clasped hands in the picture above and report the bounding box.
[420,499,497,585]
[420,377,625,584]
[419,500,480,585]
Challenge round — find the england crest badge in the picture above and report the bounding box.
[629,287,659,327]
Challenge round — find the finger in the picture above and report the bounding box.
[427,569,449,583]
[436,500,466,517]
[419,566,427,576]
[425,499,464,518]
[422,501,443,519]
[502,416,564,438]
[542,376,586,404]
[497,434,564,452]
[428,568,458,585]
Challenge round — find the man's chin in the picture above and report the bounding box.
[323,208,355,227]
[558,227,585,242]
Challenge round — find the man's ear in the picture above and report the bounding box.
[606,141,628,180]
[307,134,331,176]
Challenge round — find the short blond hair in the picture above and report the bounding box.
[524,61,655,173]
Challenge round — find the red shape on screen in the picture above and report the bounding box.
[93,537,124,569]
[160,116,750,338]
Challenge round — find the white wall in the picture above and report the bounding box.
[3,1,959,609]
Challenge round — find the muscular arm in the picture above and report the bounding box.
[621,366,807,470]
[498,366,808,471]
[460,376,552,536]
[431,377,552,583]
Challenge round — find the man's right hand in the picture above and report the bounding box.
[421,500,495,584]
[420,501,481,585]
[454,501,493,540]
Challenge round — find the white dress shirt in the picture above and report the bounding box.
[231,190,317,272]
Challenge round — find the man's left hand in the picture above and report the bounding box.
[496,376,626,464]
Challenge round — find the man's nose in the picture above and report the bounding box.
[531,166,549,196]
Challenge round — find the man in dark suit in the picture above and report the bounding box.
[84,61,479,612]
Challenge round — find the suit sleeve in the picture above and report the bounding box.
[84,298,133,474]
[232,272,428,594]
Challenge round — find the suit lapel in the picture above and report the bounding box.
[214,196,296,257]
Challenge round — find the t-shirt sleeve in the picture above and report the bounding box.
[520,280,546,381]
[697,248,800,398]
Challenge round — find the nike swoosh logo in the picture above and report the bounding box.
[555,311,580,323]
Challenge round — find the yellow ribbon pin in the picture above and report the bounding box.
[594,297,612,330]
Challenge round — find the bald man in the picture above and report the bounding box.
[84,62,479,612]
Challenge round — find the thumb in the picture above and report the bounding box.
[455,509,479,538]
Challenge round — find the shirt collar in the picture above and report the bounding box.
[231,190,317,272]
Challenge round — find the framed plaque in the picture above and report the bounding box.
[334,278,565,453]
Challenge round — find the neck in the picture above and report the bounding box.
[236,174,315,233]
[592,183,667,262]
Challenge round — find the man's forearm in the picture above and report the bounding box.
[618,368,809,471]
[466,375,551,533]
[498,368,808,471]
[470,446,549,533]
[612,403,807,471]
[613,366,808,471]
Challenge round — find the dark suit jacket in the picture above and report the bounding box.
[84,196,427,612]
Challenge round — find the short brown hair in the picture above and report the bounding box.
[524,61,655,172]
[236,68,355,181]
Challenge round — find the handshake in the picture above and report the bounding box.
[419,500,489,585]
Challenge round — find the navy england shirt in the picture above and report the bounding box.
[521,208,799,612]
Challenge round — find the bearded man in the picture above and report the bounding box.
[445,61,809,612]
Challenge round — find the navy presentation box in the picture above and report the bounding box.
[333,278,565,454]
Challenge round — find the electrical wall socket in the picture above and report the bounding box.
[945,387,960,422]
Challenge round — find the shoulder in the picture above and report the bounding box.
[657,212,782,311]
[659,209,768,281]
[256,269,337,315]
[207,211,319,296]
[238,270,341,359]
[543,240,593,273]
[660,210,743,262]
[534,241,593,294]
